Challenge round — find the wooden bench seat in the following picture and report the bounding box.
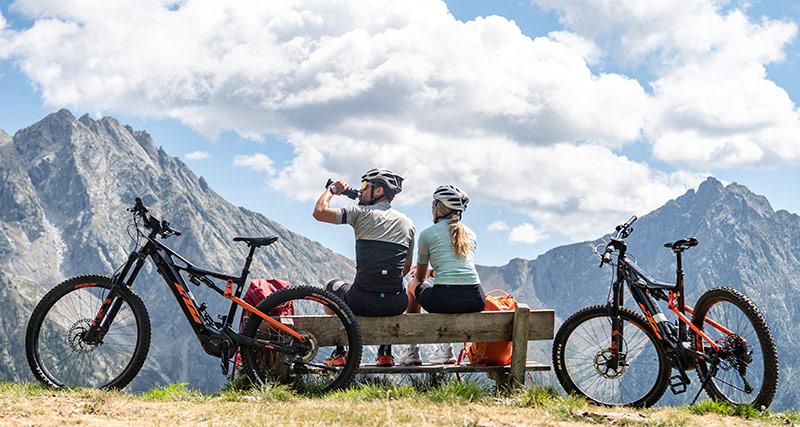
[282,303,554,387]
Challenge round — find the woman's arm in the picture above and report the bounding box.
[414,262,428,283]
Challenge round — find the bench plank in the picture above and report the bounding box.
[276,309,554,346]
[357,361,551,375]
[510,304,530,386]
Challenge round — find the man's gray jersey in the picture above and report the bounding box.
[336,200,415,293]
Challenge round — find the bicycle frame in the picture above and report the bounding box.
[610,248,737,355]
[83,232,304,360]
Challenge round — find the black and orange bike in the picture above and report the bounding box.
[553,216,779,408]
[25,198,362,393]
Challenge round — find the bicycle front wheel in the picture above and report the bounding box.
[25,275,151,389]
[240,285,362,394]
[692,286,779,408]
[553,305,670,407]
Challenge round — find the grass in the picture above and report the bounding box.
[686,399,770,420]
[0,380,795,426]
[142,382,206,402]
[512,386,598,423]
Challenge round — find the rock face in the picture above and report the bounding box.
[0,110,354,391]
[478,177,800,410]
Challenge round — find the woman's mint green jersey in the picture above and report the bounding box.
[417,220,480,285]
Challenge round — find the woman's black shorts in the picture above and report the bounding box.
[325,279,408,316]
[415,280,485,314]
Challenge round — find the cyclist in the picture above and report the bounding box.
[399,185,484,366]
[313,168,415,367]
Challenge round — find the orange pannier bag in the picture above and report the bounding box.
[459,290,517,366]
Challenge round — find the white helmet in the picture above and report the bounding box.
[361,168,404,194]
[433,185,470,211]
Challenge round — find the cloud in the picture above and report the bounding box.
[7,0,789,238]
[184,150,210,160]
[509,223,546,245]
[233,153,276,174]
[0,11,9,59]
[487,221,509,232]
[534,0,800,169]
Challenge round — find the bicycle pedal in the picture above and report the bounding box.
[669,375,688,394]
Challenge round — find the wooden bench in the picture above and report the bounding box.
[286,303,554,387]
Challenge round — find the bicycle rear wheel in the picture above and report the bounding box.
[240,285,362,394]
[552,305,670,407]
[691,286,779,408]
[25,275,151,389]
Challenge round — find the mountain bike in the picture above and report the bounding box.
[552,216,778,408]
[25,197,363,393]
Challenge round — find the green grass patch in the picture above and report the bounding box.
[426,381,486,404]
[142,383,206,402]
[513,386,595,423]
[0,381,49,397]
[330,383,420,401]
[687,399,769,420]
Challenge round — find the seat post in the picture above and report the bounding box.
[240,245,258,283]
[675,251,687,340]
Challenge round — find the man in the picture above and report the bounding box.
[312,168,415,367]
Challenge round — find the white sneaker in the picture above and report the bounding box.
[429,344,457,365]
[399,344,422,366]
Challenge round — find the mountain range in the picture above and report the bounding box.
[0,110,354,391]
[478,176,800,410]
[1,111,798,409]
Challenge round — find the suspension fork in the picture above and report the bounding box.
[609,268,625,359]
[84,245,150,343]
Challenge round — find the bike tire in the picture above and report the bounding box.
[552,305,670,407]
[240,285,362,394]
[25,275,151,389]
[691,286,779,409]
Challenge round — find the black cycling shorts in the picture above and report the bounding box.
[415,280,485,314]
[325,279,408,316]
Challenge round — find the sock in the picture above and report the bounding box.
[378,345,392,356]
[333,345,346,356]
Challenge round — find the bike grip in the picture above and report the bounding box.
[624,215,638,227]
[325,178,333,189]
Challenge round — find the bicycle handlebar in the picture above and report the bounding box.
[599,215,638,268]
[129,197,181,239]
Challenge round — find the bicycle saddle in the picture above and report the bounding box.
[663,237,698,252]
[233,236,279,247]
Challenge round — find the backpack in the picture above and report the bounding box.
[459,290,516,366]
[233,278,293,376]
[240,278,294,320]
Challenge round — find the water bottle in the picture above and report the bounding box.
[325,179,360,199]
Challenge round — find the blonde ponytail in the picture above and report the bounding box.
[449,218,472,258]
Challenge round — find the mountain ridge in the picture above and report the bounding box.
[0,110,355,390]
[1,111,797,410]
[478,176,800,410]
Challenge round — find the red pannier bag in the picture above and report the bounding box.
[241,278,294,320]
[233,278,293,374]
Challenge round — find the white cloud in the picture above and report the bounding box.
[184,150,210,160]
[234,153,276,174]
[487,221,509,232]
[509,223,546,245]
[534,0,800,169]
[8,0,786,238]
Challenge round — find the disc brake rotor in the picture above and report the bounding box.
[594,349,627,379]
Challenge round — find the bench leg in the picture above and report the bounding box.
[510,303,530,388]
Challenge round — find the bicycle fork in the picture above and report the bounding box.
[84,251,147,344]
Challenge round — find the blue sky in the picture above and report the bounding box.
[1,0,799,266]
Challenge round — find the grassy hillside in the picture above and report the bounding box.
[1,381,797,426]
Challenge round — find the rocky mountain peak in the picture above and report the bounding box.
[0,129,10,145]
[1,110,356,392]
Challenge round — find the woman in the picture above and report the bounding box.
[399,185,485,365]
